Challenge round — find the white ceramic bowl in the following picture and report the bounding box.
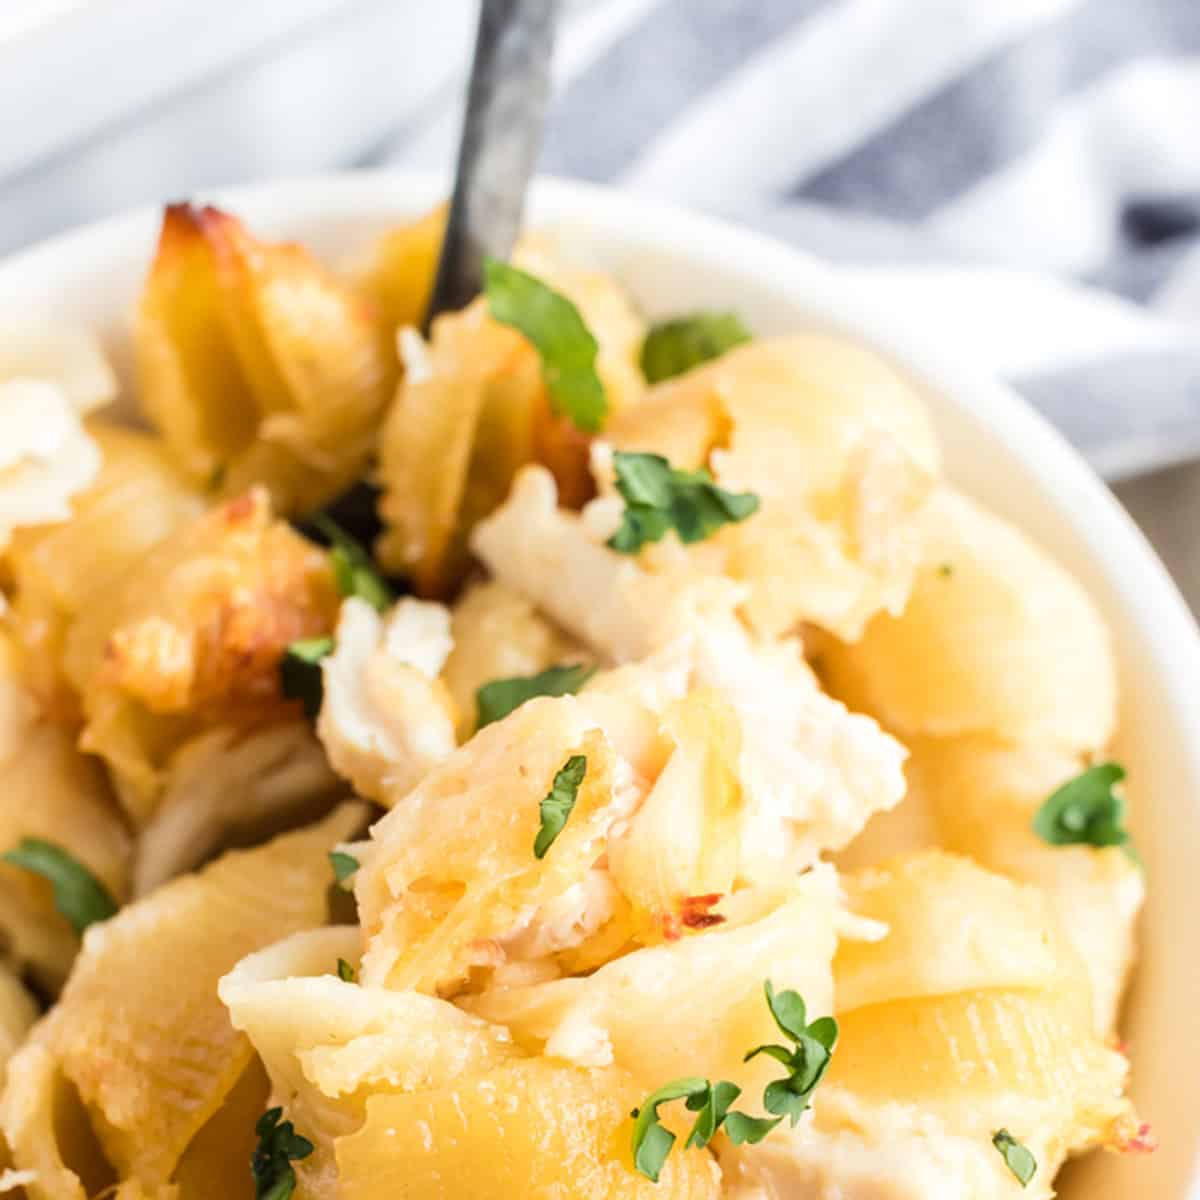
[1,172,1197,1198]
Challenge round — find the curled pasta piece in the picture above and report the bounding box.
[62,488,339,823]
[6,422,204,721]
[336,1057,721,1199]
[0,972,35,1080]
[819,487,1117,753]
[136,204,394,512]
[133,720,345,895]
[375,244,645,595]
[0,631,130,991]
[462,870,837,1097]
[0,805,364,1196]
[603,334,939,641]
[355,698,624,994]
[904,735,1143,1035]
[221,926,517,1195]
[720,852,1136,1200]
[317,597,457,806]
[357,204,446,334]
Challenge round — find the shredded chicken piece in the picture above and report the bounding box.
[318,597,458,806]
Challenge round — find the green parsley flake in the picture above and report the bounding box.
[607,451,759,555]
[280,636,334,720]
[252,1107,313,1200]
[328,851,358,890]
[534,755,587,859]
[2,838,117,934]
[631,1076,776,1182]
[475,663,596,730]
[2,840,115,931]
[311,515,392,613]
[483,258,607,433]
[631,982,829,1179]
[336,957,356,983]
[743,981,839,1126]
[1032,762,1137,861]
[992,1129,1037,1187]
[640,312,751,383]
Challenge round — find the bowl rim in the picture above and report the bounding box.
[3,168,1199,1192]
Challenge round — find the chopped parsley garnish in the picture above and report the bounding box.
[280,636,334,720]
[336,957,356,983]
[631,982,831,1180]
[744,981,839,1126]
[606,451,759,555]
[475,663,596,730]
[251,1107,313,1200]
[535,755,587,859]
[1032,763,1137,861]
[640,312,751,383]
[992,1129,1036,1187]
[483,257,607,433]
[328,850,358,890]
[631,1077,776,1183]
[938,562,954,578]
[2,838,117,934]
[312,514,392,613]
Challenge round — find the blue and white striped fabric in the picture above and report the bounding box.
[383,0,1200,482]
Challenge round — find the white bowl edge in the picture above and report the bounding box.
[0,170,1197,1197]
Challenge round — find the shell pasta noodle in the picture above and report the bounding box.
[0,200,1148,1200]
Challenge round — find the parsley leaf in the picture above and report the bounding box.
[328,851,358,890]
[1032,763,1137,860]
[311,515,392,613]
[744,982,838,1127]
[631,983,827,1179]
[632,1076,778,1181]
[336,957,356,983]
[632,1078,709,1182]
[722,1110,783,1145]
[992,1130,1037,1187]
[535,755,587,859]
[640,312,751,383]
[607,451,759,555]
[251,1107,313,1200]
[280,636,334,720]
[475,663,596,730]
[483,258,607,433]
[2,838,117,934]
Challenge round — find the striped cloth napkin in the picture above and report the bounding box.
[383,0,1200,482]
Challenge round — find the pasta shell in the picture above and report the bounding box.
[221,927,516,1195]
[904,735,1143,1035]
[357,204,445,335]
[0,632,130,990]
[819,487,1116,752]
[62,488,338,823]
[462,875,836,1099]
[355,699,620,994]
[135,204,394,513]
[18,805,364,1190]
[6,422,204,722]
[604,334,939,641]
[334,1058,722,1199]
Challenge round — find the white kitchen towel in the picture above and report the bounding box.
[381,0,1200,481]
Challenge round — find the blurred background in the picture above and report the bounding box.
[1,0,1197,605]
